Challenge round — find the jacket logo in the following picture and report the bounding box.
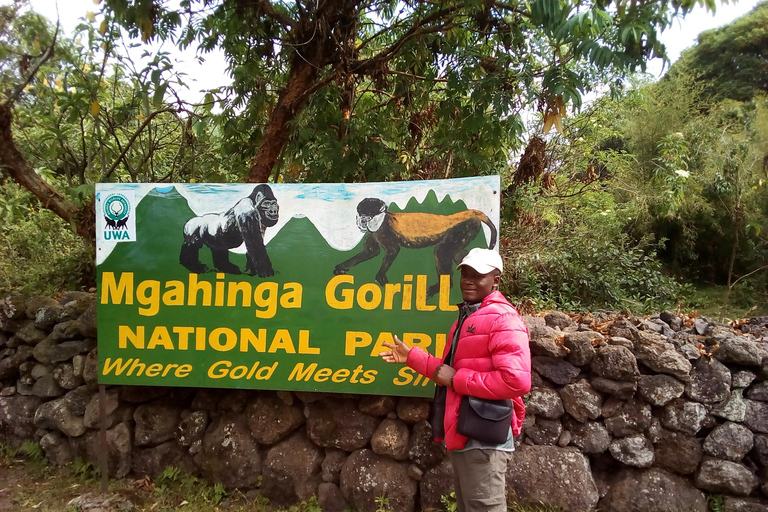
[466,324,475,334]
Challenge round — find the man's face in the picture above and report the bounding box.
[459,266,500,304]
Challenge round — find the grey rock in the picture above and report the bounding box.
[83,390,123,429]
[753,434,768,466]
[39,431,74,465]
[744,399,768,434]
[134,402,183,446]
[53,363,83,390]
[321,449,347,484]
[340,449,417,512]
[396,397,430,424]
[608,318,639,341]
[526,417,562,445]
[30,363,52,380]
[591,345,639,382]
[733,370,757,388]
[31,373,65,398]
[564,331,604,366]
[660,398,707,435]
[638,374,685,406]
[635,332,692,380]
[246,392,304,445]
[24,296,59,319]
[506,445,598,512]
[35,305,63,331]
[72,355,85,378]
[0,345,33,380]
[14,320,47,345]
[694,318,710,335]
[48,339,95,364]
[531,356,580,385]
[419,458,454,511]
[685,357,731,403]
[604,398,653,437]
[359,395,397,416]
[318,482,350,512]
[67,492,135,512]
[306,398,377,451]
[70,422,132,478]
[407,420,446,470]
[371,418,410,460]
[77,303,97,338]
[120,386,168,404]
[82,349,99,387]
[176,410,209,447]
[47,320,82,342]
[654,428,703,475]
[710,389,748,422]
[525,386,564,419]
[599,467,707,512]
[590,376,636,399]
[695,459,759,496]
[660,311,684,331]
[746,381,768,401]
[262,432,323,507]
[33,393,88,437]
[194,415,262,489]
[544,311,574,330]
[606,336,634,349]
[704,422,753,461]
[530,334,569,358]
[132,441,197,477]
[0,394,42,441]
[723,496,768,512]
[712,335,767,366]
[565,418,611,455]
[560,379,602,422]
[609,434,654,467]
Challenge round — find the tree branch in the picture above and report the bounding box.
[5,24,59,105]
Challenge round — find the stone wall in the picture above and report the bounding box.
[1,292,768,512]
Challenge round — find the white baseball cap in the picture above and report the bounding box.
[457,248,503,274]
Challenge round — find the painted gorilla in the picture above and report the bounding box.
[180,184,279,276]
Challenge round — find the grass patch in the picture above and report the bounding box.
[684,284,768,323]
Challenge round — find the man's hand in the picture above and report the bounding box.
[433,364,456,387]
[380,335,411,364]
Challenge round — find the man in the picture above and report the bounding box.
[381,248,531,512]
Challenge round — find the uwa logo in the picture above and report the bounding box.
[101,192,135,241]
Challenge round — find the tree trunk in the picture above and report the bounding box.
[246,54,319,183]
[0,102,93,241]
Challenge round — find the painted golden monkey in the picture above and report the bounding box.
[334,197,497,296]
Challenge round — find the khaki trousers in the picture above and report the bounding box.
[448,449,511,512]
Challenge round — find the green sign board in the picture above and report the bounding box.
[96,177,500,397]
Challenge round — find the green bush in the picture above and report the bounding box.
[0,180,94,295]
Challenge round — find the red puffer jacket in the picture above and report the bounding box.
[406,290,531,450]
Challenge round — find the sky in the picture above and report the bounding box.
[11,0,766,101]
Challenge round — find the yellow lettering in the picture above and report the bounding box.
[145,363,164,377]
[100,272,133,305]
[227,281,252,307]
[208,360,231,378]
[280,282,303,309]
[345,331,372,356]
[357,283,382,310]
[161,364,179,377]
[383,283,401,310]
[215,274,226,306]
[209,328,237,351]
[254,282,278,319]
[240,328,267,352]
[162,281,184,306]
[173,326,194,350]
[147,326,174,350]
[188,274,212,306]
[332,368,350,382]
[369,332,394,357]
[176,364,192,377]
[401,275,413,310]
[404,332,432,351]
[314,368,333,382]
[438,274,458,312]
[298,330,319,355]
[326,275,354,309]
[119,325,144,349]
[102,357,133,376]
[393,366,416,385]
[268,329,296,353]
[288,362,317,381]
[415,275,436,311]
